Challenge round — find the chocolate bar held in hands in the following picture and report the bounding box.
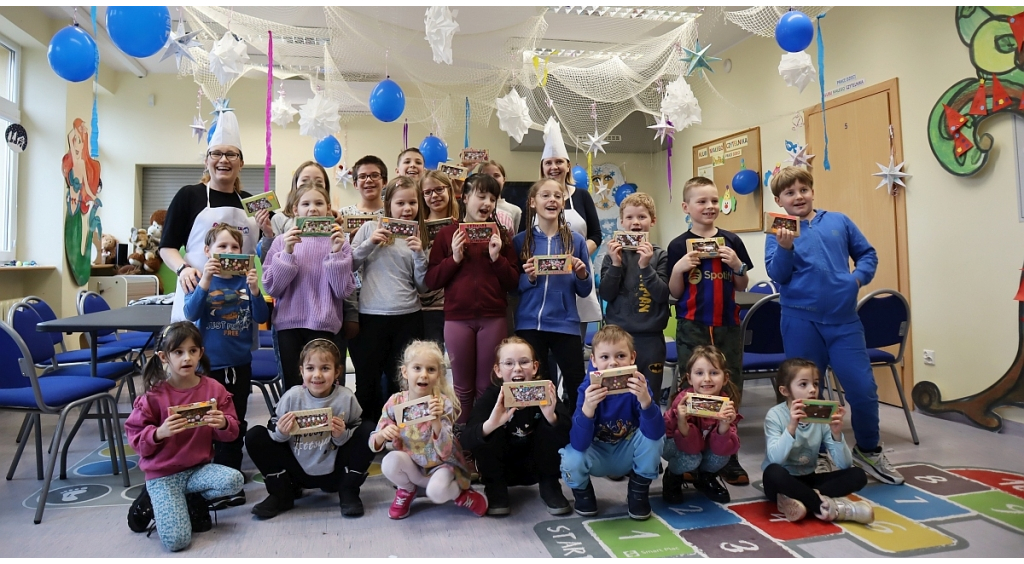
[213,253,253,276]
[380,217,419,239]
[614,231,648,251]
[459,222,497,244]
[503,380,552,408]
[395,395,435,427]
[240,192,281,217]
[168,399,218,429]
[289,407,333,436]
[295,216,338,237]
[685,393,729,418]
[765,212,800,237]
[590,365,638,395]
[801,399,839,424]
[534,254,572,275]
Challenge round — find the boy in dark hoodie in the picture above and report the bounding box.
[559,325,665,520]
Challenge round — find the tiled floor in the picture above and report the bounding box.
[1,378,1022,558]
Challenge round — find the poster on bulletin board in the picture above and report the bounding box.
[691,126,763,233]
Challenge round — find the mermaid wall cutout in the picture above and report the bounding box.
[62,118,102,286]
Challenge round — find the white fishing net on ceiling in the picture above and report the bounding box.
[171,6,830,146]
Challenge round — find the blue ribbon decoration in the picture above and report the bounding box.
[816,12,830,170]
[90,6,99,158]
[464,97,470,149]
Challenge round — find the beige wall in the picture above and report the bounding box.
[655,5,1020,401]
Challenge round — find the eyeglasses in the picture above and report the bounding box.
[422,187,447,197]
[499,359,534,370]
[356,172,382,182]
[208,151,241,161]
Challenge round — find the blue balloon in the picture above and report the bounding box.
[106,6,171,58]
[207,120,217,144]
[419,135,448,170]
[571,166,589,190]
[775,11,814,53]
[732,169,760,195]
[369,79,406,122]
[614,183,637,207]
[314,136,342,168]
[47,25,98,83]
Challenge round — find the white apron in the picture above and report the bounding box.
[564,189,602,323]
[170,185,260,323]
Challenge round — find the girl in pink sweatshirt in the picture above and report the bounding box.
[262,182,356,391]
[124,322,243,552]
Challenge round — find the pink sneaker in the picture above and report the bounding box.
[389,488,416,520]
[454,488,488,517]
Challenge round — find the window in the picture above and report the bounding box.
[0,34,20,261]
[141,166,276,225]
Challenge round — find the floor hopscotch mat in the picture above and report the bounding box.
[22,441,144,510]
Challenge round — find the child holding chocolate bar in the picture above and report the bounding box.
[417,170,460,353]
[662,346,739,505]
[762,358,873,524]
[263,182,355,392]
[125,322,243,552]
[183,224,268,508]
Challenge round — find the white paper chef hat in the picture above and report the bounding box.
[209,109,241,150]
[541,116,569,161]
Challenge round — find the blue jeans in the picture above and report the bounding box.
[559,431,664,489]
[662,439,730,475]
[781,316,879,450]
[146,464,243,552]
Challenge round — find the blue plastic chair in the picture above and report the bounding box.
[259,330,274,349]
[739,293,786,385]
[78,291,157,358]
[663,339,678,405]
[748,280,777,294]
[251,348,283,412]
[16,297,134,367]
[0,320,129,523]
[855,289,919,445]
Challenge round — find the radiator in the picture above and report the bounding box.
[88,275,160,309]
[0,297,24,323]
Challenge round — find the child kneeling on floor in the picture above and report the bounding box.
[125,322,243,552]
[461,336,572,516]
[245,339,373,519]
[560,325,665,520]
[763,358,873,524]
[370,340,487,519]
[662,345,740,505]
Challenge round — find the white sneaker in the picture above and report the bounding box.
[852,445,904,485]
[815,452,837,474]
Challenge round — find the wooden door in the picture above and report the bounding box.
[804,79,913,407]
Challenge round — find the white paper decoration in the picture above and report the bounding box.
[424,6,460,65]
[660,77,702,131]
[298,92,341,139]
[495,90,533,143]
[208,31,249,85]
[778,51,817,94]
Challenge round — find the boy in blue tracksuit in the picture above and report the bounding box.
[560,325,665,520]
[764,167,903,486]
[514,183,593,410]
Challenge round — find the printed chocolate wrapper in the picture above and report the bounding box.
[296,216,338,237]
[765,212,800,237]
[381,217,419,238]
[685,393,729,418]
[591,365,637,395]
[168,399,218,429]
[213,253,253,275]
[802,399,839,424]
[289,407,333,436]
[396,396,435,427]
[686,237,726,259]
[241,192,281,217]
[613,231,648,250]
[534,254,572,275]
[503,380,552,408]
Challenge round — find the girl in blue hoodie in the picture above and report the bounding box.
[513,178,592,409]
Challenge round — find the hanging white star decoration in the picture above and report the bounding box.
[680,39,721,78]
[778,51,817,94]
[161,20,201,70]
[210,98,234,116]
[660,77,702,131]
[189,115,207,143]
[585,130,610,156]
[335,165,353,189]
[648,114,674,144]
[270,90,298,128]
[298,92,341,140]
[424,6,460,65]
[495,89,533,143]
[208,31,249,85]
[872,156,911,195]
[787,144,815,167]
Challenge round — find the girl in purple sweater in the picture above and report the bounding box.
[263,183,356,390]
[125,322,243,552]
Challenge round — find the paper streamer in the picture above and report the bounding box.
[667,120,674,201]
[403,119,408,150]
[587,151,593,194]
[464,97,470,149]
[264,31,272,192]
[816,13,830,170]
[89,6,99,158]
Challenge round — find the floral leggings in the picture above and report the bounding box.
[146,463,243,552]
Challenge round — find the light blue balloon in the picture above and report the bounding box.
[314,136,342,168]
[48,25,98,83]
[369,79,406,122]
[106,6,171,58]
[419,135,448,170]
[571,166,589,190]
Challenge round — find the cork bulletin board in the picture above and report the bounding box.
[691,126,763,233]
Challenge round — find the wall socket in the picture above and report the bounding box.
[923,350,935,366]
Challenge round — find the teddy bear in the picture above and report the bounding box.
[118,227,148,275]
[95,233,117,265]
[118,209,167,275]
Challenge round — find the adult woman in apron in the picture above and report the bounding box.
[538,121,603,336]
[158,110,270,506]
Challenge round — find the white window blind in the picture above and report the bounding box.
[140,165,276,225]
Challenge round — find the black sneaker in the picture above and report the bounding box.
[571,481,598,517]
[251,494,295,519]
[661,471,687,505]
[627,473,653,521]
[720,455,750,485]
[339,488,364,518]
[208,491,246,511]
[539,477,571,515]
[694,471,730,504]
[485,484,511,516]
[127,486,154,533]
[186,493,212,533]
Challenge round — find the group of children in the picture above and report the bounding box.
[125,145,902,551]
